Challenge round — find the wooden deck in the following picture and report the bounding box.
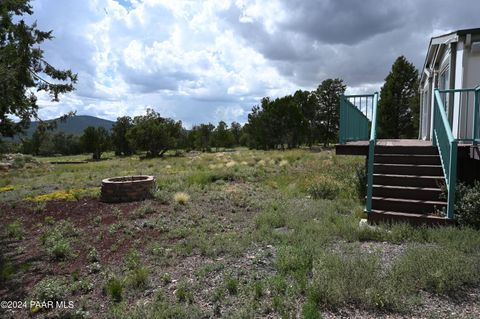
[336,139,476,156]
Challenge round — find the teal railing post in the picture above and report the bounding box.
[447,140,457,219]
[365,92,379,213]
[475,87,480,144]
[434,89,457,220]
[339,96,346,144]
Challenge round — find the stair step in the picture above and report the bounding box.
[371,197,446,215]
[368,210,452,226]
[374,163,443,176]
[373,174,444,188]
[374,154,440,165]
[372,185,443,201]
[375,145,438,155]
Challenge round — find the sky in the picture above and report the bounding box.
[28,0,480,127]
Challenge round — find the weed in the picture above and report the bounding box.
[33,202,47,214]
[306,175,340,200]
[134,200,156,217]
[87,247,99,263]
[176,282,194,303]
[33,277,67,301]
[225,276,239,295]
[160,272,172,285]
[105,277,124,302]
[127,267,149,288]
[6,221,24,240]
[174,192,190,205]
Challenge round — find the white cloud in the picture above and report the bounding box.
[28,0,480,126]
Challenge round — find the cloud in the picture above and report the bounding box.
[27,0,480,126]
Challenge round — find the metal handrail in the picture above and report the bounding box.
[433,89,457,219]
[366,92,378,213]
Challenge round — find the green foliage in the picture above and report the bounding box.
[126,109,182,157]
[212,121,234,149]
[378,56,419,138]
[176,282,194,303]
[454,181,480,228]
[6,220,24,239]
[225,275,239,295]
[306,176,341,200]
[81,126,110,160]
[112,116,135,156]
[105,277,124,302]
[315,79,346,146]
[390,246,479,295]
[33,277,67,301]
[0,0,77,138]
[40,220,77,260]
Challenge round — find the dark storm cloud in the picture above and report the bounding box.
[223,0,480,89]
[282,0,409,45]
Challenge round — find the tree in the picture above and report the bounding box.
[81,127,110,160]
[294,90,318,146]
[230,122,242,146]
[126,109,182,157]
[212,121,234,149]
[378,56,419,138]
[0,0,77,138]
[112,116,134,156]
[315,79,346,146]
[190,123,215,152]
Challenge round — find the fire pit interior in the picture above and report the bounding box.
[100,175,155,203]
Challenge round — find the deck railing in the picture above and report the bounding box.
[339,94,376,144]
[437,87,480,143]
[433,89,457,219]
[339,93,379,213]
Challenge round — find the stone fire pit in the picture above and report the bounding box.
[100,175,155,203]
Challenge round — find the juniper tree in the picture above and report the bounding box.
[0,0,77,137]
[378,56,419,138]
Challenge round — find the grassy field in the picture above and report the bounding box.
[1,148,480,318]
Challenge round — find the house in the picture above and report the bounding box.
[336,28,480,225]
[419,28,480,141]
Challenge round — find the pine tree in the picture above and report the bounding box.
[378,56,419,138]
[315,79,346,146]
[0,0,77,137]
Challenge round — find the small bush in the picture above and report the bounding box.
[174,192,190,205]
[454,181,480,229]
[306,176,340,200]
[40,220,77,260]
[33,277,67,301]
[225,276,238,295]
[176,283,194,303]
[127,267,149,288]
[33,202,47,213]
[390,246,479,295]
[87,247,99,263]
[354,163,367,200]
[6,221,24,240]
[134,201,156,217]
[106,277,123,302]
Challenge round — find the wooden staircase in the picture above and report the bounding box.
[368,145,452,225]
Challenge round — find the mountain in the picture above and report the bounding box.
[8,115,115,140]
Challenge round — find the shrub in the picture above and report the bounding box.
[389,246,479,295]
[87,247,99,263]
[176,282,194,303]
[6,221,24,240]
[134,200,156,217]
[454,181,480,229]
[306,176,340,200]
[225,276,238,295]
[40,220,77,260]
[174,192,190,205]
[33,277,67,301]
[106,277,124,302]
[354,163,367,200]
[127,267,149,288]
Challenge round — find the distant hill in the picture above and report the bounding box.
[7,115,114,140]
